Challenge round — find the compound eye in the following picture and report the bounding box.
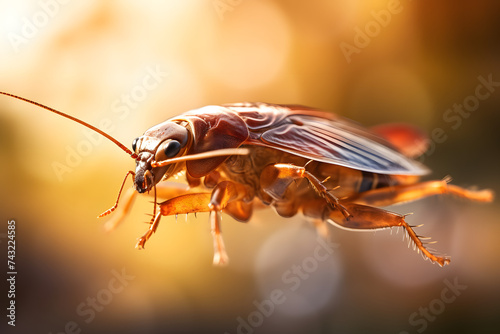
[155,139,182,162]
[164,140,181,158]
[132,137,139,152]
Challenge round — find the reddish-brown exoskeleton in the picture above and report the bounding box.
[1,93,494,266]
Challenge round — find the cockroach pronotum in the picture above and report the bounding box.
[1,92,494,266]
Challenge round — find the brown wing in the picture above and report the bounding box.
[224,102,430,175]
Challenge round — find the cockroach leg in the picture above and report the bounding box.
[136,212,162,249]
[302,170,351,219]
[136,184,160,249]
[208,181,248,209]
[152,181,249,264]
[260,164,351,219]
[103,187,138,232]
[210,210,228,266]
[223,200,253,222]
[103,181,202,236]
[208,181,250,265]
[98,171,136,218]
[346,179,494,207]
[325,202,450,266]
[159,193,212,216]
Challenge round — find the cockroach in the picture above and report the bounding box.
[1,92,494,266]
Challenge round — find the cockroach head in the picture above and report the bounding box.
[131,121,190,193]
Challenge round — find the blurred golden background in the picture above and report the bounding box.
[1,1,499,333]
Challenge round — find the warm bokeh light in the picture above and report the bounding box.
[1,1,499,333]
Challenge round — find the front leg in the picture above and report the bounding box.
[101,181,199,232]
[136,192,212,250]
[136,211,162,249]
[139,181,250,265]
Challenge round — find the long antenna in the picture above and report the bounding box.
[0,91,137,159]
[151,148,250,167]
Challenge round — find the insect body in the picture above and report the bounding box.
[1,94,494,266]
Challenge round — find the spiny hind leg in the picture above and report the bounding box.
[347,178,494,207]
[324,201,450,266]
